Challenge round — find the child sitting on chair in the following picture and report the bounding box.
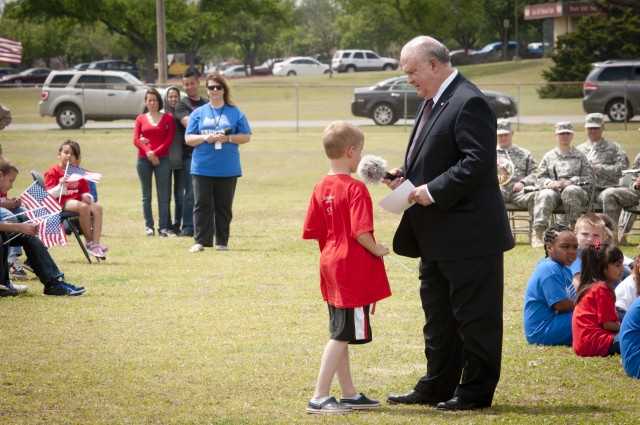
[44,140,107,259]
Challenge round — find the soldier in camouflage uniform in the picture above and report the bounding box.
[496,119,539,246]
[533,122,594,247]
[618,152,640,245]
[576,113,638,245]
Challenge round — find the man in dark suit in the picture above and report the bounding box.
[384,36,515,410]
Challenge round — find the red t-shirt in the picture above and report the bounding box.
[572,282,619,357]
[133,112,175,159]
[44,163,91,207]
[303,174,391,308]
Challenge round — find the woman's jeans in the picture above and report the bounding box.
[136,156,170,231]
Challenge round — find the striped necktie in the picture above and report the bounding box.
[407,99,434,163]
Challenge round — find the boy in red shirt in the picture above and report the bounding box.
[303,121,392,414]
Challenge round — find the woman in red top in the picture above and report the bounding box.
[44,140,106,258]
[572,242,624,356]
[133,88,176,237]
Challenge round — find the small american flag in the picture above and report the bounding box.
[17,182,66,248]
[66,164,101,183]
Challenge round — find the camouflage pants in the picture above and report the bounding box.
[594,187,640,230]
[501,187,536,215]
[533,186,589,229]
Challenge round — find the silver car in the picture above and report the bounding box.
[39,70,155,129]
[583,60,640,122]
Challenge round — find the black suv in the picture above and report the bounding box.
[583,60,640,122]
[87,60,140,79]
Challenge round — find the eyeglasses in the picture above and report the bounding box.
[207,85,224,91]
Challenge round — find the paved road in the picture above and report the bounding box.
[5,116,639,131]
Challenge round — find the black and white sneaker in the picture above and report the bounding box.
[9,258,29,280]
[339,393,382,409]
[306,397,352,414]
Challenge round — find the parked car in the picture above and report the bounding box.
[351,76,518,126]
[583,60,640,122]
[331,49,398,73]
[252,58,284,76]
[0,67,52,86]
[72,63,90,71]
[0,67,18,77]
[272,57,330,77]
[471,41,518,56]
[87,60,139,78]
[38,69,161,129]
[221,64,248,78]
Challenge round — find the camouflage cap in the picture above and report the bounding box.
[585,113,605,128]
[555,121,574,134]
[497,118,512,135]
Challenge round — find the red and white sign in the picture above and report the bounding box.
[0,36,22,64]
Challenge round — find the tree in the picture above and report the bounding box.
[538,7,640,98]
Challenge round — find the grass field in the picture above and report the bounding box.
[1,59,640,424]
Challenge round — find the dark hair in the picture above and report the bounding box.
[145,88,163,110]
[0,156,18,175]
[576,243,624,303]
[182,70,198,80]
[543,223,573,258]
[59,139,81,159]
[205,72,235,107]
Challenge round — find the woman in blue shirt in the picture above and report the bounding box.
[185,72,252,252]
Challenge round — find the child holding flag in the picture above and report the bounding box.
[44,140,107,259]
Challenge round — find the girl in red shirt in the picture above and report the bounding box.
[44,140,107,258]
[572,242,624,357]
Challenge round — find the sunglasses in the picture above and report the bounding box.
[207,85,224,91]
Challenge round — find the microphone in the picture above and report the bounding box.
[357,154,398,184]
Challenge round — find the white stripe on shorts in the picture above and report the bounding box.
[354,306,366,340]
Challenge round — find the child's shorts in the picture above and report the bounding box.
[328,304,373,345]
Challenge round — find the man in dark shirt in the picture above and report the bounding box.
[174,71,207,236]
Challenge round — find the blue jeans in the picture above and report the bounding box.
[1,206,26,258]
[181,157,194,232]
[2,232,63,286]
[169,168,184,228]
[136,156,171,230]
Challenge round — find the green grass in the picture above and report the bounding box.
[1,59,640,423]
[1,124,639,424]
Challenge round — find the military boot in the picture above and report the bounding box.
[531,227,545,249]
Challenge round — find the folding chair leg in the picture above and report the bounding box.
[67,219,93,264]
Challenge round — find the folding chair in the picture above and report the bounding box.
[30,170,94,264]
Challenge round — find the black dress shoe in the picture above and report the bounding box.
[436,395,489,411]
[387,390,442,406]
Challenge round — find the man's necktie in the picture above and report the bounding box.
[407,99,434,164]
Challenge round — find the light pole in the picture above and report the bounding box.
[503,19,510,61]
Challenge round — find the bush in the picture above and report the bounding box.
[537,83,583,99]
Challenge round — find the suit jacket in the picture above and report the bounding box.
[393,73,515,260]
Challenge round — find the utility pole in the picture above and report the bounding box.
[156,0,167,84]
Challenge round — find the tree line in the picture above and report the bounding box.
[0,0,638,89]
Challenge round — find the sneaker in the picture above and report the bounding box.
[181,228,194,237]
[91,242,109,253]
[159,228,177,237]
[86,244,106,259]
[146,227,155,237]
[54,277,85,293]
[215,245,228,251]
[306,397,352,414]
[5,280,28,294]
[189,243,204,253]
[44,281,83,296]
[22,259,33,274]
[9,258,29,280]
[339,393,382,409]
[0,283,18,297]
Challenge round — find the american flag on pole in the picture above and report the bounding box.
[66,164,102,183]
[0,37,22,64]
[17,182,66,247]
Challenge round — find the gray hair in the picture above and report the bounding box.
[407,36,451,66]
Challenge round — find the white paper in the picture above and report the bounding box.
[378,179,416,214]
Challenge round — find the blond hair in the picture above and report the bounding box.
[574,213,606,234]
[322,121,364,159]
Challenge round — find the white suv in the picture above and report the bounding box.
[39,70,152,129]
[331,50,398,73]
